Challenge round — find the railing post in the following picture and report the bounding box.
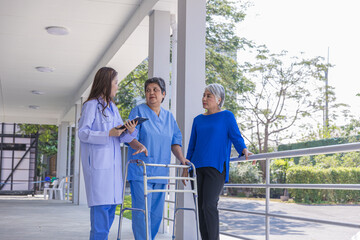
[265,157,270,240]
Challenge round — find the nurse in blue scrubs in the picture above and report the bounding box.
[78,67,148,240]
[127,77,189,240]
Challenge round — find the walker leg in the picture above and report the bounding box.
[117,161,130,240]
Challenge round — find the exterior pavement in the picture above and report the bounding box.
[219,197,360,240]
[3,195,358,240]
[0,195,236,240]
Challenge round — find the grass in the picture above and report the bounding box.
[115,195,132,219]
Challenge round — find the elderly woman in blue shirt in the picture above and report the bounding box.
[184,83,253,240]
[127,77,189,240]
[78,67,147,240]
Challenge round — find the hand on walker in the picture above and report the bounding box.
[243,148,255,165]
[182,168,189,186]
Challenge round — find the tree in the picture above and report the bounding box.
[116,0,254,119]
[239,45,330,177]
[205,0,254,116]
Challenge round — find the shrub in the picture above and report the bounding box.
[286,166,360,203]
[228,162,263,197]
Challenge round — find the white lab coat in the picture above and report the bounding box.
[78,98,137,207]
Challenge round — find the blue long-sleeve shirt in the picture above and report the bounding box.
[186,110,247,182]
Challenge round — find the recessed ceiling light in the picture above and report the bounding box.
[45,26,69,36]
[28,105,40,110]
[35,66,55,72]
[31,90,45,95]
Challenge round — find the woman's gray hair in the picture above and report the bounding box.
[205,83,225,108]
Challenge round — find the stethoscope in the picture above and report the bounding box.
[96,98,111,122]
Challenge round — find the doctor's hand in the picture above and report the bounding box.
[243,148,255,165]
[124,120,138,134]
[109,127,126,136]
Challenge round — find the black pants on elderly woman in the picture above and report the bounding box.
[193,166,226,240]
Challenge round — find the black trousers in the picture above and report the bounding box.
[194,166,226,240]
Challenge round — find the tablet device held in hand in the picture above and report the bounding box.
[115,117,149,130]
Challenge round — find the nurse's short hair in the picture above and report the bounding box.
[144,77,166,103]
[205,83,225,108]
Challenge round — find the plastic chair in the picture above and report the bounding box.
[53,178,66,200]
[43,179,59,200]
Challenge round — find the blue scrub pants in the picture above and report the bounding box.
[90,204,117,240]
[130,180,166,240]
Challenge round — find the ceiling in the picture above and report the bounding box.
[0,0,176,125]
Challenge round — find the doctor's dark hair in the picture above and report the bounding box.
[205,83,225,108]
[85,67,118,115]
[144,77,166,103]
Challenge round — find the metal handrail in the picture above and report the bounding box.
[220,142,360,240]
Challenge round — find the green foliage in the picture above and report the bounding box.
[270,159,294,184]
[206,0,254,116]
[116,1,255,119]
[279,122,360,168]
[115,60,148,120]
[342,152,360,167]
[17,124,58,156]
[17,124,58,177]
[228,161,264,197]
[206,0,252,52]
[229,161,262,184]
[286,166,360,203]
[270,158,294,197]
[115,195,132,219]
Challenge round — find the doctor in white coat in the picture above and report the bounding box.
[79,67,147,240]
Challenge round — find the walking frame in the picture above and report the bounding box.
[117,159,200,240]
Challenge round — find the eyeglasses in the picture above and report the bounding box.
[145,88,161,93]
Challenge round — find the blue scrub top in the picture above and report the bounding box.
[78,98,137,207]
[127,103,182,184]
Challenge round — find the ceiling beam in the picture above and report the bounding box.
[61,0,159,121]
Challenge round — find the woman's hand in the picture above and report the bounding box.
[243,148,255,165]
[133,143,148,156]
[109,127,126,136]
[180,158,190,166]
[124,120,138,134]
[182,168,189,186]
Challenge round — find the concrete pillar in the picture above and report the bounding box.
[67,125,73,176]
[149,9,172,233]
[148,10,171,110]
[56,122,69,179]
[73,101,87,205]
[176,0,207,239]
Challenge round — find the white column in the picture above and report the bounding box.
[149,9,172,233]
[168,13,178,235]
[67,125,72,177]
[73,101,87,205]
[148,10,171,110]
[176,0,206,239]
[56,122,69,179]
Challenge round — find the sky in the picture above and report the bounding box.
[236,0,360,123]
